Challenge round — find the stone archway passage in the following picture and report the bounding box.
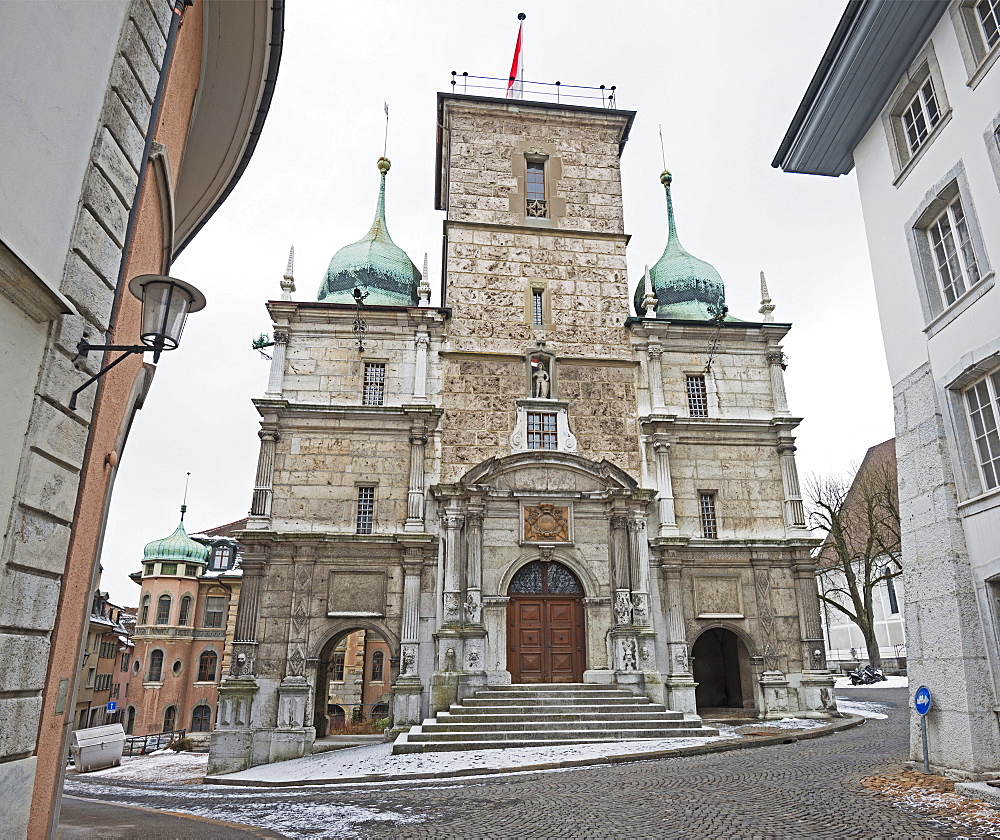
[507,561,585,683]
[692,627,754,714]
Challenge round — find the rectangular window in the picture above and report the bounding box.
[928,194,980,306]
[686,375,708,417]
[160,562,177,576]
[527,412,558,450]
[332,651,346,681]
[699,492,718,539]
[204,596,226,629]
[886,575,900,615]
[86,668,95,688]
[185,564,199,577]
[362,363,385,406]
[978,0,1000,49]
[525,160,547,217]
[532,288,544,326]
[144,564,154,576]
[965,373,1000,490]
[901,79,941,156]
[121,653,130,672]
[356,486,375,534]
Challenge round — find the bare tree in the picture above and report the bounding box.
[808,441,901,670]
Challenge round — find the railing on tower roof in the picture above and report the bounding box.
[449,71,618,109]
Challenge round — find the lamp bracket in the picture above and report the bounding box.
[69,340,161,411]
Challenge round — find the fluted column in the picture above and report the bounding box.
[652,437,678,537]
[265,329,288,397]
[399,550,423,679]
[442,512,465,626]
[230,556,265,676]
[767,347,789,415]
[628,518,651,626]
[647,341,665,412]
[793,559,827,670]
[661,565,689,674]
[778,436,807,529]
[404,423,427,532]
[464,509,484,626]
[248,429,278,527]
[610,513,632,626]
[413,331,429,403]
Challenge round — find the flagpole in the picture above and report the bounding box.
[518,12,525,100]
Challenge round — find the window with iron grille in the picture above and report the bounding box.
[901,79,941,156]
[686,375,708,417]
[198,651,218,682]
[978,0,1000,48]
[204,596,226,629]
[526,160,547,217]
[699,492,718,539]
[331,651,346,681]
[356,486,375,534]
[532,288,544,326]
[362,363,385,406]
[527,412,558,450]
[965,373,1000,490]
[928,194,980,306]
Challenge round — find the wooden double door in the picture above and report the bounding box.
[506,561,586,683]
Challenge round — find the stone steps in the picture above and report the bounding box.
[392,683,718,754]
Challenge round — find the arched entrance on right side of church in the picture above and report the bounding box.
[313,627,393,737]
[691,626,758,716]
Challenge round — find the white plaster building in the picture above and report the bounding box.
[210,91,836,774]
[775,0,1000,778]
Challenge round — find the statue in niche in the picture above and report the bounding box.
[532,361,550,399]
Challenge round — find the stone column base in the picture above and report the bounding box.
[392,678,424,727]
[614,671,646,696]
[799,670,838,717]
[430,672,459,714]
[207,729,255,776]
[663,673,697,714]
[759,670,791,719]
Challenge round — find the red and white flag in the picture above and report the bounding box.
[506,15,524,99]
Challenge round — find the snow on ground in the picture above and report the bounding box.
[75,750,208,783]
[836,698,891,719]
[735,717,830,731]
[834,674,909,689]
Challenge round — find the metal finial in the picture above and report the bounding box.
[180,471,191,521]
[658,125,666,170]
[759,270,775,323]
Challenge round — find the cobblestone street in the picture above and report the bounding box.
[61,688,1000,839]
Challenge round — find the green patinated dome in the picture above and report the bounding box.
[634,171,729,320]
[317,157,420,306]
[143,517,209,565]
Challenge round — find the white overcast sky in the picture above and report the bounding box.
[98,1,894,604]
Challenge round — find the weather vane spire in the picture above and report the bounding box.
[180,471,191,521]
[383,102,389,158]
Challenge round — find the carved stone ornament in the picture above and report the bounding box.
[465,592,482,624]
[632,592,649,624]
[444,647,457,672]
[675,652,689,669]
[614,590,633,626]
[532,362,550,398]
[230,645,256,677]
[523,503,570,542]
[400,645,417,676]
[286,646,305,678]
[640,644,652,662]
[443,592,461,623]
[621,638,637,671]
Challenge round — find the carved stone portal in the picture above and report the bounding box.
[523,503,570,542]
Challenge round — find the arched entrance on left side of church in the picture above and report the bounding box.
[691,626,757,716]
[506,560,586,683]
[313,627,394,737]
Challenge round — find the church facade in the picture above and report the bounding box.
[209,92,835,773]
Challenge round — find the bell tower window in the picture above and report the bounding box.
[526,159,547,217]
[363,363,386,406]
[527,412,558,450]
[532,288,544,325]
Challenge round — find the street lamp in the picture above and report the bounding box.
[69,274,206,410]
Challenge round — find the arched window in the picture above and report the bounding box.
[162,705,177,732]
[139,594,150,625]
[125,706,136,735]
[371,650,384,682]
[191,704,212,732]
[198,650,218,682]
[178,595,192,626]
[155,594,171,625]
[148,650,164,682]
[371,702,389,720]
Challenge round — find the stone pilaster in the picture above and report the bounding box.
[265,329,288,397]
[659,560,696,713]
[441,511,464,626]
[777,435,807,531]
[404,422,428,532]
[464,509,484,626]
[247,429,278,528]
[652,437,679,537]
[793,558,837,716]
[413,330,429,402]
[647,341,665,411]
[609,512,632,626]
[767,347,789,414]
[628,517,651,627]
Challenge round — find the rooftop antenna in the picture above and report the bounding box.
[658,124,666,170]
[180,471,191,521]
[383,102,389,157]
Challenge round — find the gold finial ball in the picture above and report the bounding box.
[377,157,391,174]
[660,170,672,187]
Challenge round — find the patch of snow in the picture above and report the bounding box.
[736,717,830,731]
[80,751,208,783]
[836,698,890,719]
[834,674,908,689]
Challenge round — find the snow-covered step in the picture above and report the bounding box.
[392,683,717,754]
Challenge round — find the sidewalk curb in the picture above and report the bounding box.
[201,715,864,788]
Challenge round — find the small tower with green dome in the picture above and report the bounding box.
[141,512,210,573]
[317,157,422,306]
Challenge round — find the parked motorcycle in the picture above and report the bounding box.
[847,664,887,685]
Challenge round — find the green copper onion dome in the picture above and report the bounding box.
[634,171,728,320]
[142,512,209,565]
[317,157,421,306]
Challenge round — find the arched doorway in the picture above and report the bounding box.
[507,560,585,683]
[314,629,392,736]
[692,627,756,715]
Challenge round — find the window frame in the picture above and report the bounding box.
[926,192,982,308]
[525,158,547,218]
[371,650,384,683]
[197,650,218,682]
[191,704,212,732]
[162,705,177,733]
[362,362,386,406]
[178,595,192,626]
[139,593,150,625]
[698,492,719,540]
[356,485,376,534]
[526,411,558,450]
[964,371,1000,492]
[155,594,171,626]
[331,650,346,682]
[952,0,1000,86]
[148,649,164,682]
[203,596,227,629]
[686,374,709,417]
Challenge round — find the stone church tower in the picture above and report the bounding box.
[209,92,835,773]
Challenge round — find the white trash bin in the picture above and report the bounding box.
[70,724,125,772]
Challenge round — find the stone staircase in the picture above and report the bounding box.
[392,683,718,754]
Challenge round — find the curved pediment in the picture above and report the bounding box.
[458,452,638,495]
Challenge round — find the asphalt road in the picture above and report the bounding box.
[60,688,987,839]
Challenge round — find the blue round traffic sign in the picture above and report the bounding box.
[914,685,932,715]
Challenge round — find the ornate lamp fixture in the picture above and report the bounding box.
[69,274,206,409]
